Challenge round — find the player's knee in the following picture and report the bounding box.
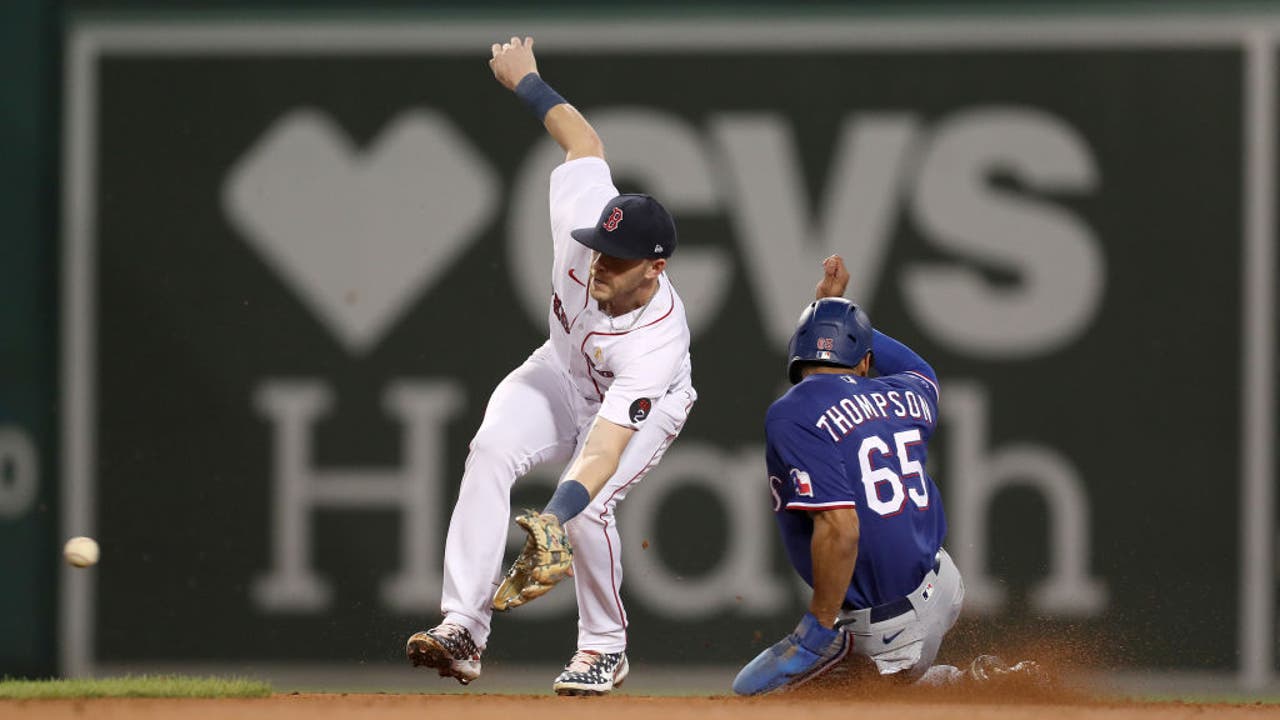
[465,433,529,477]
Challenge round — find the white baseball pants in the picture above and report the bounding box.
[836,547,965,679]
[439,340,694,652]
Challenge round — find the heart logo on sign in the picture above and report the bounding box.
[223,108,497,355]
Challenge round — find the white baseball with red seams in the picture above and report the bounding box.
[63,536,100,567]
[438,157,696,654]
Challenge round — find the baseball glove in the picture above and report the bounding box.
[492,510,574,611]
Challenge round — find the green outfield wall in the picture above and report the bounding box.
[1,0,1276,688]
[0,0,59,681]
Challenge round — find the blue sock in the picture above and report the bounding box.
[543,480,590,524]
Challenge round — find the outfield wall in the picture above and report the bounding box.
[1,2,1276,691]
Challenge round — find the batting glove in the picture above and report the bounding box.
[732,613,850,695]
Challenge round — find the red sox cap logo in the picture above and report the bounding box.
[603,207,624,232]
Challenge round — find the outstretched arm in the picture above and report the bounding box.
[489,36,604,161]
[870,330,937,386]
[561,417,634,499]
[490,417,636,612]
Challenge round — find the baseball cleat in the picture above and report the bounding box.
[552,650,629,696]
[406,623,482,685]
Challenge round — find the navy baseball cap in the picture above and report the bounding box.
[570,194,677,260]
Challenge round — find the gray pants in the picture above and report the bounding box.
[835,547,965,680]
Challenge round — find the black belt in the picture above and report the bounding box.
[843,554,942,622]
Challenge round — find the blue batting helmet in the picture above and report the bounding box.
[786,298,874,384]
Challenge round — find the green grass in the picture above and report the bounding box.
[0,674,272,700]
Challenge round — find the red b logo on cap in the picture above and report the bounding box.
[603,207,623,232]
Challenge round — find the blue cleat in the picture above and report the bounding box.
[732,613,851,695]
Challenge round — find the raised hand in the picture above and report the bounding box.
[815,254,850,300]
[489,36,540,91]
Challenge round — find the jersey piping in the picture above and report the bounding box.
[576,281,677,401]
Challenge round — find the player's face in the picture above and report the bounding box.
[588,252,653,303]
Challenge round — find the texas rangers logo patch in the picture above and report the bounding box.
[790,467,814,497]
[603,207,624,232]
[629,397,652,423]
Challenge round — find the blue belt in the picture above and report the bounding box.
[843,554,942,623]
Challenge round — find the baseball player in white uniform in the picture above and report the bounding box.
[406,36,696,696]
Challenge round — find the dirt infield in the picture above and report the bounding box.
[5,693,1280,720]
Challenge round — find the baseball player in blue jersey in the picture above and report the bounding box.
[733,256,1038,694]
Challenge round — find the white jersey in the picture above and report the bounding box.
[544,157,694,430]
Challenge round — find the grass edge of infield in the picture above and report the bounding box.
[0,674,272,699]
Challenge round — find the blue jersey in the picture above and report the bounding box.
[765,337,945,610]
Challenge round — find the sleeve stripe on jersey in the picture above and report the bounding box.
[785,500,858,511]
[905,370,940,398]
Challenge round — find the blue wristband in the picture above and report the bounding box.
[543,479,590,524]
[794,612,840,655]
[514,73,567,120]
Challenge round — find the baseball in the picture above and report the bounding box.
[63,536,100,568]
